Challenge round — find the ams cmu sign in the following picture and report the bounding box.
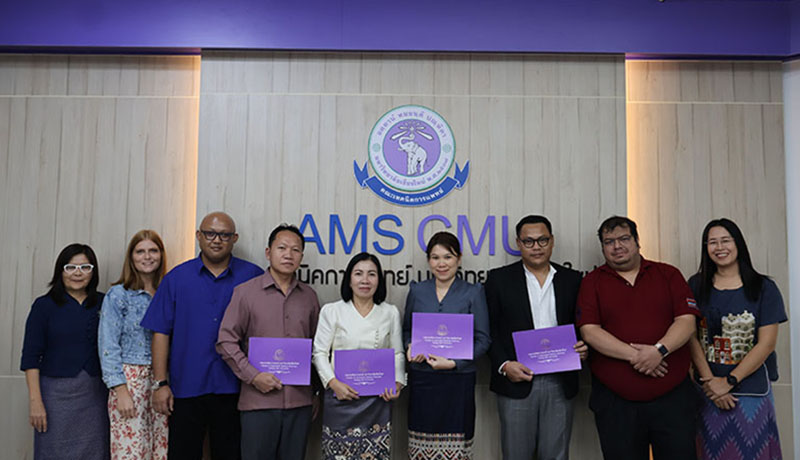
[299,105,577,287]
[307,105,519,259]
[354,105,469,206]
[301,104,535,266]
[317,105,506,258]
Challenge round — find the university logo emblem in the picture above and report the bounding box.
[540,338,551,349]
[437,324,449,336]
[358,360,370,373]
[273,349,285,361]
[354,105,469,206]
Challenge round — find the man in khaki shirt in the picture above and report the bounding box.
[217,224,320,460]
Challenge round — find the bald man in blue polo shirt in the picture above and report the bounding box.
[141,212,263,460]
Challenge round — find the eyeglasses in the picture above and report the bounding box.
[64,264,94,274]
[199,230,235,242]
[519,236,551,248]
[602,235,634,247]
[705,237,734,248]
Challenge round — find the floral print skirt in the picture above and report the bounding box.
[108,364,168,460]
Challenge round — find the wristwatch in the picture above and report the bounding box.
[155,379,169,389]
[726,374,739,387]
[654,343,669,357]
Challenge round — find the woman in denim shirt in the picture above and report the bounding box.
[98,230,169,460]
[402,232,491,460]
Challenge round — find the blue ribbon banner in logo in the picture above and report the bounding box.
[353,161,470,206]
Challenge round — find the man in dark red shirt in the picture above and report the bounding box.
[577,216,700,460]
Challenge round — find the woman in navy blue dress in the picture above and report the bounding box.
[21,243,109,460]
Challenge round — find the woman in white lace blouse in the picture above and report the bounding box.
[312,252,405,460]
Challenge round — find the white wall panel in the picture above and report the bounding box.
[783,58,800,460]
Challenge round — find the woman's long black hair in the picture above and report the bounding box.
[696,218,765,304]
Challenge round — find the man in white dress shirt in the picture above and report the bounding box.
[485,215,587,460]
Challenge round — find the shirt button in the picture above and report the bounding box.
[213,318,218,322]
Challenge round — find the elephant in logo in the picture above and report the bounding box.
[398,134,428,175]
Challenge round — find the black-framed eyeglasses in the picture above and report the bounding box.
[519,236,551,248]
[602,235,633,247]
[64,264,94,274]
[199,230,235,242]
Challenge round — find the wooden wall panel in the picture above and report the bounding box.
[0,54,200,459]
[2,52,791,460]
[626,59,792,455]
[198,51,626,460]
[4,51,791,460]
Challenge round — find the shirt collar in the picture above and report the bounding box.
[522,261,557,275]
[426,276,464,297]
[598,256,653,277]
[523,262,557,286]
[194,254,235,278]
[113,284,150,296]
[261,268,301,292]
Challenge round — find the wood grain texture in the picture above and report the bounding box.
[627,61,783,104]
[6,52,789,460]
[627,59,792,456]
[0,54,200,459]
[0,376,33,460]
[198,51,626,460]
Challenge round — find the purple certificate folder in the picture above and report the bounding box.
[334,349,395,397]
[248,337,312,385]
[512,325,581,375]
[411,312,473,359]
